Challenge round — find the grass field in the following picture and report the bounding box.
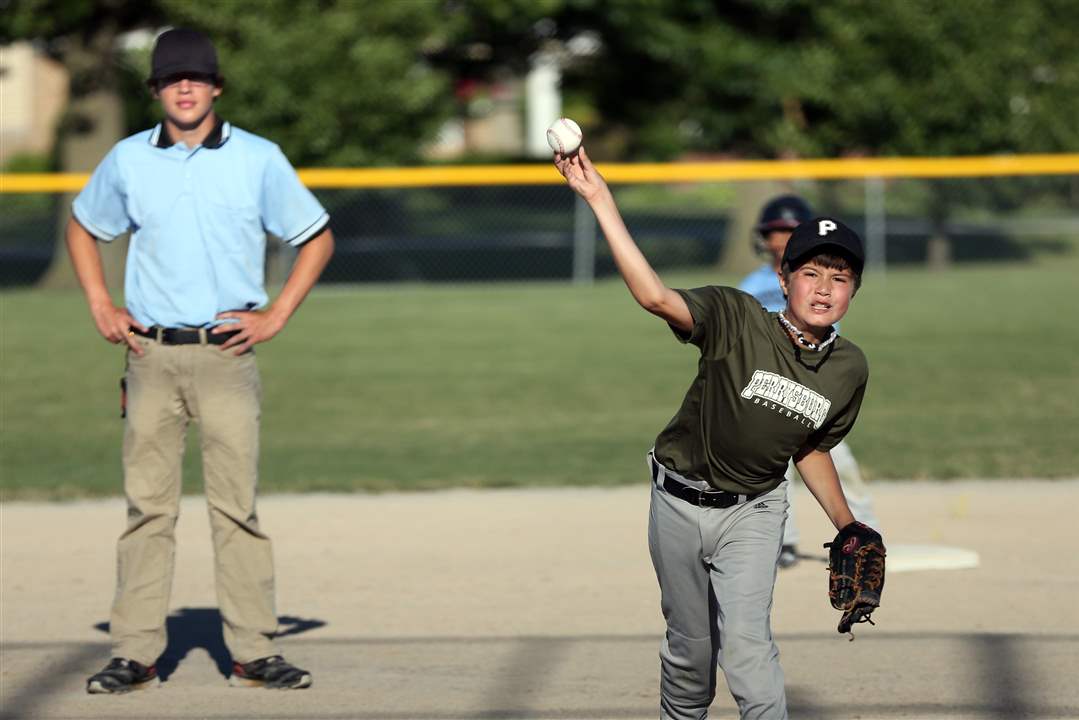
[2,254,1077,499]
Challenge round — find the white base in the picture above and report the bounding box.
[886,543,980,572]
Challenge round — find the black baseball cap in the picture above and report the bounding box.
[147,28,221,84]
[781,216,865,274]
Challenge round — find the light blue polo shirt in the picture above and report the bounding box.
[73,121,329,329]
[738,264,787,312]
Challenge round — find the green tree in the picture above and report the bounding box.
[2,0,457,286]
[1,0,459,167]
[160,0,455,166]
[452,0,1079,159]
[450,0,1079,269]
[1,0,166,287]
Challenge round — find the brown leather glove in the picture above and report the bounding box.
[825,521,886,639]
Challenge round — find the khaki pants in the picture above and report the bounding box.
[110,336,278,665]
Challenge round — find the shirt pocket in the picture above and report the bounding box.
[201,198,266,270]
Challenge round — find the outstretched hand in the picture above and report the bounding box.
[553,147,608,203]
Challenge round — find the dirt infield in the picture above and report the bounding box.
[2,480,1077,719]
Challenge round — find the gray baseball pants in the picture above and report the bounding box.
[647,454,788,720]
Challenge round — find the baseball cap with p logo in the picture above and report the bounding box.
[147,28,221,85]
[781,216,865,274]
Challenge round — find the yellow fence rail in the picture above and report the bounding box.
[2,154,1078,193]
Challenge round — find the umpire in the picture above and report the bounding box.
[68,28,334,693]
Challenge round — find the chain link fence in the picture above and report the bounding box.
[3,170,1078,288]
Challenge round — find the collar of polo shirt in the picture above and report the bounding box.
[149,118,231,150]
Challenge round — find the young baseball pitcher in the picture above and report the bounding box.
[740,194,882,568]
[554,148,880,719]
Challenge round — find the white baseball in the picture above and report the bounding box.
[546,117,583,155]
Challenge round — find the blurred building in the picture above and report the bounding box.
[424,35,598,161]
[424,74,525,159]
[0,42,68,166]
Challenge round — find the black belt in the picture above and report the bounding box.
[132,326,238,346]
[651,456,761,509]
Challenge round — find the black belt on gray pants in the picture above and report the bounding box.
[650,455,761,509]
[131,326,239,346]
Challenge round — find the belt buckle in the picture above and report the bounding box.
[698,488,722,508]
[705,488,741,509]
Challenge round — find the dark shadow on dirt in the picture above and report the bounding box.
[93,607,326,680]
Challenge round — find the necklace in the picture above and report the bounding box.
[778,312,836,352]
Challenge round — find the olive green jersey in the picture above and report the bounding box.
[653,286,868,495]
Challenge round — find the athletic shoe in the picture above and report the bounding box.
[778,544,799,569]
[86,658,160,694]
[229,655,312,689]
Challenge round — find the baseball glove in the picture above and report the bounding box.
[824,521,886,639]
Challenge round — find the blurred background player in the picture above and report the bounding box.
[739,195,881,568]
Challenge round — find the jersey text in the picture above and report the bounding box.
[740,370,831,429]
